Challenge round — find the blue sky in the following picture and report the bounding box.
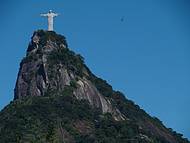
[0,0,189,139]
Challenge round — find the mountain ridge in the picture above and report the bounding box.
[0,30,189,143]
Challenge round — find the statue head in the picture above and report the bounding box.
[49,10,52,13]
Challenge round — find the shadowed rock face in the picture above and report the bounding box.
[14,32,59,99]
[14,30,125,121]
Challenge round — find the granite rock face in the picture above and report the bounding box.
[14,31,60,99]
[14,30,125,121]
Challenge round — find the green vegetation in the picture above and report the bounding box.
[89,75,113,97]
[0,93,154,143]
[0,91,96,143]
[36,30,68,47]
[47,46,85,77]
[90,78,190,143]
[1,88,189,143]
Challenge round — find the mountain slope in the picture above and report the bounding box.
[0,30,189,143]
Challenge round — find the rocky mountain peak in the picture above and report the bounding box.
[14,30,125,121]
[26,30,68,54]
[0,30,188,143]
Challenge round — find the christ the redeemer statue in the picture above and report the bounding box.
[40,10,58,31]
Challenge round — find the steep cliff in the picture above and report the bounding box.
[14,30,125,121]
[0,30,189,143]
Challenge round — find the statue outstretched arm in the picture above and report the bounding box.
[40,14,48,17]
[53,13,59,17]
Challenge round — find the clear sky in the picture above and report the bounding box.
[0,0,189,139]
